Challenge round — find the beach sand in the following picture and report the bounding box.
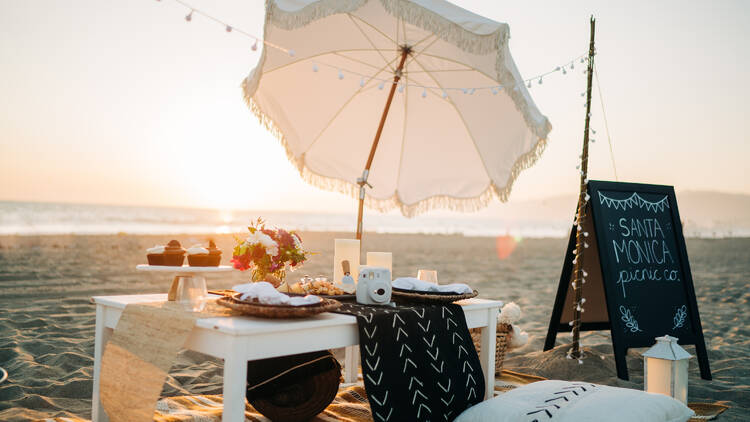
[0,233,747,420]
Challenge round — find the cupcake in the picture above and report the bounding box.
[146,245,166,265]
[187,240,222,267]
[147,240,185,266]
[163,240,186,266]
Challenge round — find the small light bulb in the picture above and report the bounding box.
[462,88,468,94]
[288,50,295,57]
[251,40,258,51]
[185,10,193,22]
[360,77,365,87]
[442,90,448,98]
[469,88,475,95]
[580,57,585,63]
[538,77,543,85]
[398,84,404,93]
[562,67,567,75]
[591,129,597,134]
[527,81,532,88]
[422,88,427,98]
[312,63,318,72]
[378,82,384,90]
[338,70,344,80]
[571,62,575,70]
[225,25,232,32]
[555,66,561,71]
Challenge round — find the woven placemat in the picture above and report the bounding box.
[391,289,478,304]
[217,294,342,318]
[688,402,729,420]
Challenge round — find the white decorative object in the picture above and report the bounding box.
[333,239,359,293]
[454,380,694,422]
[366,252,392,275]
[643,335,692,404]
[356,266,391,305]
[498,302,521,324]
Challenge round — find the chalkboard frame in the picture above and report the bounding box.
[544,180,711,380]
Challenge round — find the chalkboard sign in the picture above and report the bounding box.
[544,181,711,380]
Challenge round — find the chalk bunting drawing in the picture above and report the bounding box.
[672,305,687,330]
[598,192,669,213]
[619,306,643,333]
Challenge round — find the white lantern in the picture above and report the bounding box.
[642,335,692,404]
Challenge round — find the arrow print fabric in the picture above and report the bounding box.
[335,303,485,421]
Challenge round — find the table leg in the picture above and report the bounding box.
[343,345,359,384]
[479,307,499,400]
[222,348,248,422]
[92,304,113,422]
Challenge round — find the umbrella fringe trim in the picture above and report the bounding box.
[243,77,548,218]
[267,0,366,29]
[378,0,507,55]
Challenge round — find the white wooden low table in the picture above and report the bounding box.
[91,294,502,422]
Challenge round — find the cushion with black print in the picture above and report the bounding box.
[455,380,694,422]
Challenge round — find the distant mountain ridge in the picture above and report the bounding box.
[501,190,750,237]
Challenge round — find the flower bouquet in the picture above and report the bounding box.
[231,218,309,287]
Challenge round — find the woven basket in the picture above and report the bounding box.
[470,322,512,375]
[391,289,478,304]
[217,294,341,318]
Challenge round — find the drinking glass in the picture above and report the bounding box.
[417,269,438,284]
[175,275,208,312]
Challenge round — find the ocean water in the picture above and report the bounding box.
[0,201,571,238]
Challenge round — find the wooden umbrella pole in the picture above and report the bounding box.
[571,16,596,360]
[356,46,411,240]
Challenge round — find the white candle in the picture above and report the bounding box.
[333,239,360,293]
[366,252,392,275]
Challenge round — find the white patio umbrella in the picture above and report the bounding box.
[243,0,551,239]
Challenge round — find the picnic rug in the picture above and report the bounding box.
[37,371,544,422]
[333,302,485,422]
[36,371,729,421]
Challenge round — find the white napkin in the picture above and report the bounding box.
[232,282,321,306]
[392,277,473,294]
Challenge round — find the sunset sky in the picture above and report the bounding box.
[1,0,748,214]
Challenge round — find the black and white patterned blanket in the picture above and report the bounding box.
[335,303,485,422]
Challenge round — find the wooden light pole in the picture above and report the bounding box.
[355,46,411,241]
[571,16,596,359]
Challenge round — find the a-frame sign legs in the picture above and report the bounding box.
[544,225,631,380]
[543,226,577,352]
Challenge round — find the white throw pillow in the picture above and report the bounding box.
[455,380,694,422]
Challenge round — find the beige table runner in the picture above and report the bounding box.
[99,299,238,422]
